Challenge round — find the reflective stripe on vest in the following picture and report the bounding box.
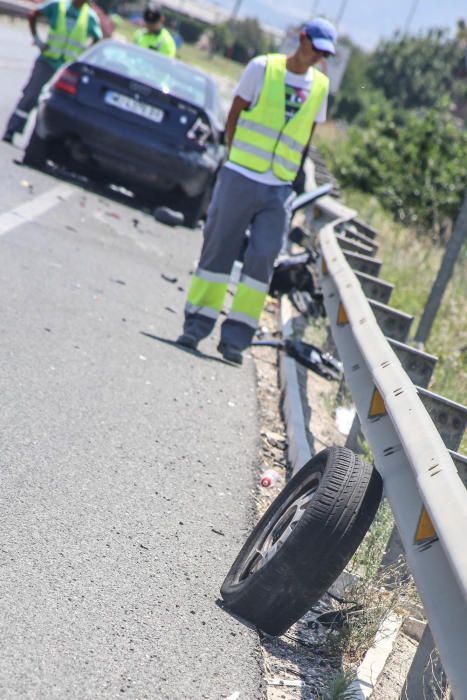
[43,0,89,62]
[229,53,329,182]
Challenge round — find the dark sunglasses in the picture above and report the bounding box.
[307,36,332,58]
[313,45,332,58]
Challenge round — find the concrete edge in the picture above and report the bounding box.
[349,612,404,698]
[278,289,405,698]
[279,295,312,475]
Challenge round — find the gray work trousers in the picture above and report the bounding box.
[183,166,292,350]
[4,55,55,136]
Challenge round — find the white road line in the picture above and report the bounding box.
[0,184,74,236]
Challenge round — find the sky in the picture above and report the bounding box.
[211,0,466,49]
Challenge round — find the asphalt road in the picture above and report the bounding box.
[0,21,263,700]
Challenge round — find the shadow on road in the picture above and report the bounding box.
[12,154,194,227]
[140,331,226,365]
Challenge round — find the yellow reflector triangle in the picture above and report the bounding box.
[369,388,386,417]
[415,507,436,543]
[337,303,348,325]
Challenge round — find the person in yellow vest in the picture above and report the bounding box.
[177,19,337,365]
[133,3,176,58]
[2,0,102,143]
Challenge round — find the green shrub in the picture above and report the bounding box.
[367,29,467,112]
[320,98,467,233]
[163,10,206,44]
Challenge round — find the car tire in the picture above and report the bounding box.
[23,129,49,169]
[220,446,382,636]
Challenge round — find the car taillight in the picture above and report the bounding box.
[53,68,80,95]
[187,117,212,147]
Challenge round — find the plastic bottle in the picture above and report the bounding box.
[260,469,282,488]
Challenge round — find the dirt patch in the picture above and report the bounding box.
[371,633,418,699]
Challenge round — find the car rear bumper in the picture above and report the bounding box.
[36,97,221,197]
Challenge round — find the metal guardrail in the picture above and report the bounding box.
[312,198,467,697]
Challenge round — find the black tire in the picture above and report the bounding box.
[221,446,382,636]
[23,129,49,169]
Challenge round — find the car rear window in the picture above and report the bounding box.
[85,42,210,109]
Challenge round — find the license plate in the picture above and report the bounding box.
[105,91,163,123]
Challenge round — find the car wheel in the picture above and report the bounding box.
[220,446,382,636]
[23,129,49,169]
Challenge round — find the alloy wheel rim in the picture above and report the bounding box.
[239,482,319,580]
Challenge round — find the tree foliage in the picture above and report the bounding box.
[211,18,275,64]
[163,10,206,44]
[367,29,466,112]
[326,26,467,234]
[321,98,467,233]
[331,38,372,122]
[334,28,466,122]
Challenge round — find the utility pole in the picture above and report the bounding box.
[335,0,349,29]
[404,0,420,33]
[311,0,320,16]
[415,195,467,345]
[231,0,243,19]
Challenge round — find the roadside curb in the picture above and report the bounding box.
[278,277,405,698]
[279,295,312,475]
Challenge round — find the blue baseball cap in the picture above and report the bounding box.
[303,18,337,55]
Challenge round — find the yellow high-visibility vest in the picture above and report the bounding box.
[43,0,89,63]
[133,27,176,57]
[230,53,329,182]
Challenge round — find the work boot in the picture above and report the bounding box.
[176,333,199,350]
[217,340,243,365]
[2,130,15,144]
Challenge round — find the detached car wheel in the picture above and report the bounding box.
[23,129,49,169]
[221,447,382,636]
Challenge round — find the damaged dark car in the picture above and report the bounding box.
[23,40,225,226]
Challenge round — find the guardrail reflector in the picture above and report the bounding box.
[337,303,348,325]
[415,507,437,543]
[369,388,386,417]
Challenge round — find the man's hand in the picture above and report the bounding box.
[32,34,48,51]
[225,95,251,153]
[29,9,47,50]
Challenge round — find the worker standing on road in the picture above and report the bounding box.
[177,19,336,365]
[133,3,177,58]
[2,0,102,144]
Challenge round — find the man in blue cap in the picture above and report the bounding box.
[177,18,337,365]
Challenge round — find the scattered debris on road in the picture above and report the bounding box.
[20,178,33,192]
[161,273,178,284]
[212,528,225,537]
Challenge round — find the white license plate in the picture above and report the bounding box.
[105,91,163,123]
